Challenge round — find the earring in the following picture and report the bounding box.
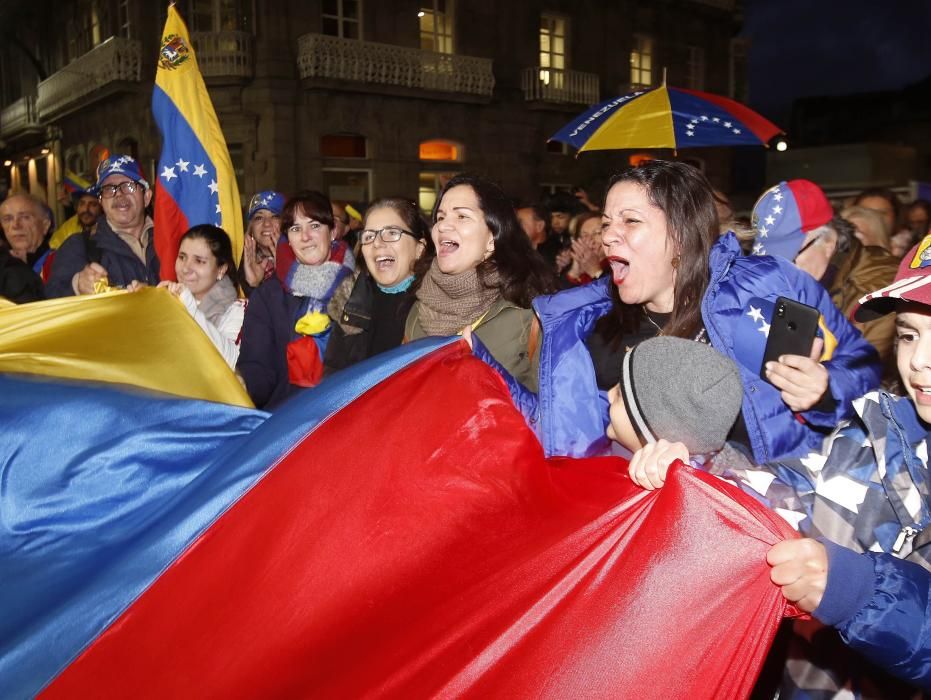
[216,275,222,281]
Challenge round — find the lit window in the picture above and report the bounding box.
[320,133,368,159]
[630,34,653,88]
[420,0,453,54]
[322,0,362,40]
[419,139,462,162]
[539,13,567,86]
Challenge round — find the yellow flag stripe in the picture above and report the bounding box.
[579,87,677,152]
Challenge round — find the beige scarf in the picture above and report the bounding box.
[416,259,501,335]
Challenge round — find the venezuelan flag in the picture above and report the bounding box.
[0,336,795,698]
[152,5,243,281]
[61,170,92,195]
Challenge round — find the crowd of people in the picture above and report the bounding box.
[5,152,931,696]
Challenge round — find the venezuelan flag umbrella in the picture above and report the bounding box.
[550,83,783,152]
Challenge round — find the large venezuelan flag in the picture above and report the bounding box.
[0,338,798,699]
[152,5,243,281]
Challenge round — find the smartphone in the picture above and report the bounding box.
[759,297,820,382]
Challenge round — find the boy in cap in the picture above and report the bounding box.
[635,235,931,694]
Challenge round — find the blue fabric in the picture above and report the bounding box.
[834,552,931,691]
[377,275,415,294]
[45,218,160,297]
[0,335,455,699]
[527,233,881,461]
[814,539,876,627]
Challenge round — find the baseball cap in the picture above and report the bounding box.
[94,155,149,193]
[854,234,931,321]
[248,191,285,220]
[751,179,834,259]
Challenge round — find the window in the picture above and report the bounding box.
[419,0,454,53]
[539,13,567,86]
[322,169,371,206]
[419,139,462,162]
[729,38,748,102]
[630,34,653,88]
[320,133,368,159]
[686,46,704,91]
[322,0,362,40]
[418,172,456,214]
[175,0,254,32]
[117,0,133,38]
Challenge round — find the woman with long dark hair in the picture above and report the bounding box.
[515,160,881,462]
[405,173,557,391]
[158,224,245,368]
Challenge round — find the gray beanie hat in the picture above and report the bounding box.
[620,336,743,454]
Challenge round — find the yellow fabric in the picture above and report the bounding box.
[156,6,243,267]
[49,214,83,250]
[294,310,331,336]
[580,87,676,152]
[0,287,253,407]
[817,315,838,362]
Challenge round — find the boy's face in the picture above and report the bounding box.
[896,303,931,425]
[606,383,645,451]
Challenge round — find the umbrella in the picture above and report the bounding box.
[550,83,783,153]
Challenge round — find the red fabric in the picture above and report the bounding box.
[286,334,324,387]
[152,187,189,282]
[43,343,796,699]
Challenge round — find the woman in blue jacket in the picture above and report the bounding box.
[527,160,880,463]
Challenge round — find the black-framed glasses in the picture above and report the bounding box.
[99,180,143,198]
[360,226,415,245]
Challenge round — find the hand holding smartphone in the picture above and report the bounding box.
[759,297,820,383]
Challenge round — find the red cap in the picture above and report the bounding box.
[853,234,931,321]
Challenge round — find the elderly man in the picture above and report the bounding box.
[47,155,159,297]
[751,179,900,363]
[0,192,51,303]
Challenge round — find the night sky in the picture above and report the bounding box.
[741,0,931,126]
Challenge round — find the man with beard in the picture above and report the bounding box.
[49,189,102,250]
[47,155,159,297]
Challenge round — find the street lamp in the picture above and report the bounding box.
[775,138,788,152]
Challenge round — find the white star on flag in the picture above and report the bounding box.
[759,227,768,238]
[712,117,720,123]
[208,179,219,194]
[723,121,732,128]
[215,203,222,214]
[686,130,694,137]
[747,305,764,322]
[732,129,741,134]
[752,242,764,254]
[765,215,775,225]
[160,166,177,182]
[700,115,708,121]
[758,320,771,337]
[772,205,783,215]
[193,164,207,178]
[175,158,189,172]
[774,193,783,202]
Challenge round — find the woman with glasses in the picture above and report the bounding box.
[323,198,429,373]
[405,173,558,392]
[156,224,245,368]
[236,190,355,409]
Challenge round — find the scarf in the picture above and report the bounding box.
[416,259,501,336]
[197,275,238,326]
[276,239,355,310]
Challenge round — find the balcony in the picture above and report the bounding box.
[522,67,600,106]
[0,95,42,140]
[191,31,254,82]
[297,33,494,101]
[37,37,142,120]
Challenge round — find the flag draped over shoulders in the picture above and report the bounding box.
[153,5,243,281]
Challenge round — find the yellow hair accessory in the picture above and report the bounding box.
[294,310,331,336]
[345,204,362,221]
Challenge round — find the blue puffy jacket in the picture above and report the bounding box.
[524,233,881,462]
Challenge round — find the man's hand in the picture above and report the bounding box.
[767,538,828,613]
[764,337,829,412]
[628,439,689,490]
[75,263,108,295]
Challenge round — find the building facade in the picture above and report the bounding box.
[0,0,746,223]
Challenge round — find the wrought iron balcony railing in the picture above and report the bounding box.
[37,37,142,120]
[521,67,600,105]
[191,31,254,80]
[297,33,494,98]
